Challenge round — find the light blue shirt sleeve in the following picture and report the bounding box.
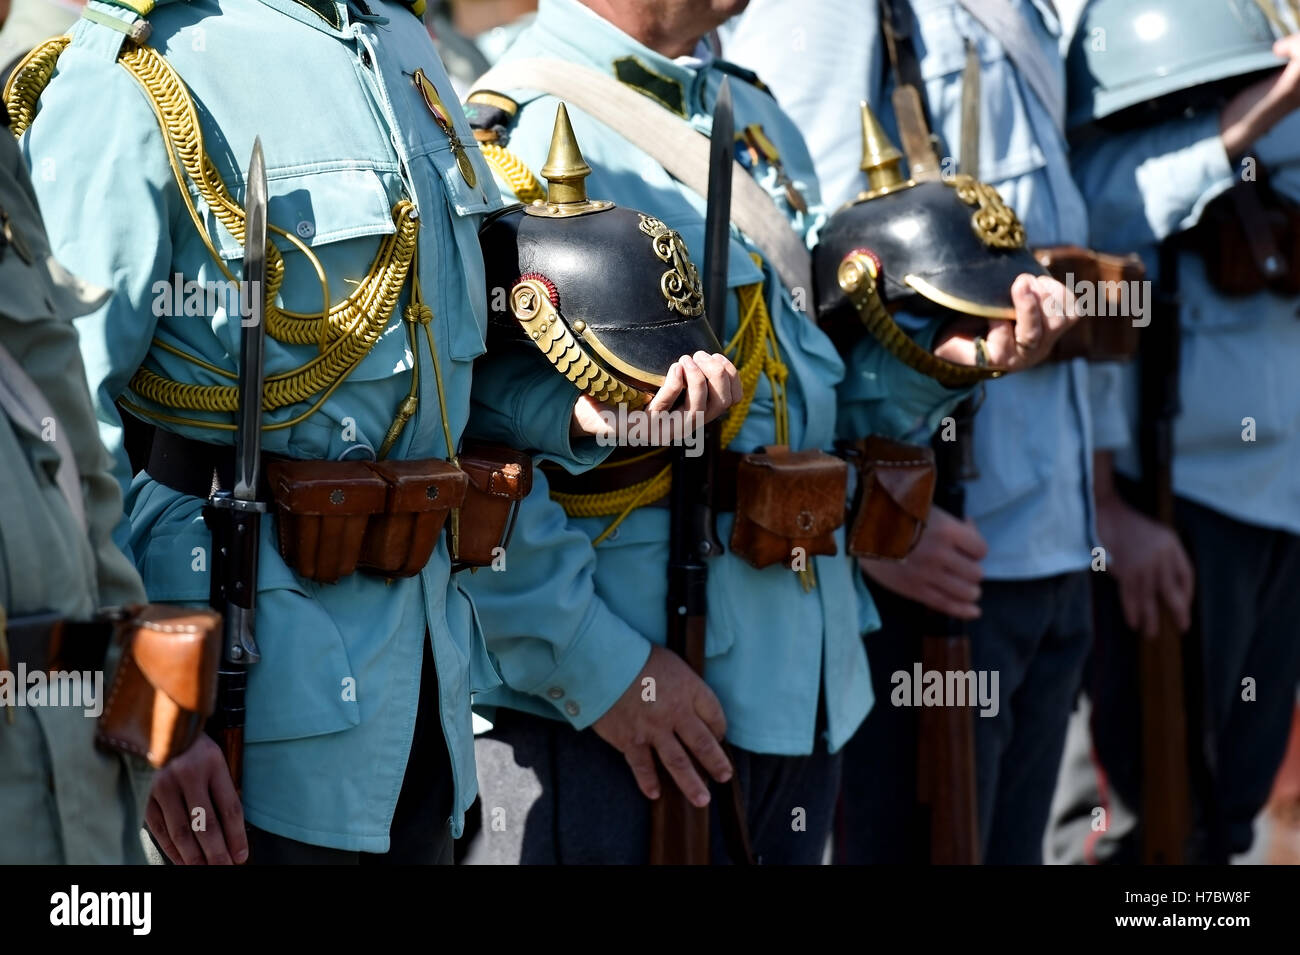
[469,468,652,728]
[1073,112,1236,251]
[468,346,608,469]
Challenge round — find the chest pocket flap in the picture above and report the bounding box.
[203,166,397,262]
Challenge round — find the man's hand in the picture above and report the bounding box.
[592,644,732,808]
[571,351,742,441]
[932,274,1078,373]
[860,506,987,620]
[144,733,249,865]
[1096,494,1194,640]
[1221,33,1300,160]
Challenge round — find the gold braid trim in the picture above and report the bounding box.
[130,208,418,413]
[7,39,424,429]
[3,36,69,133]
[550,258,790,540]
[480,143,545,204]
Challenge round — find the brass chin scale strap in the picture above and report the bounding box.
[552,256,790,545]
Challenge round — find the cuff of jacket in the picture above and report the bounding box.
[518,603,652,730]
[1158,113,1236,236]
[468,352,611,472]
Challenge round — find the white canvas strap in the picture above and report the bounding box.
[473,58,814,305]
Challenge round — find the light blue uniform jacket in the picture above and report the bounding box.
[462,0,967,757]
[727,0,1116,580]
[21,0,599,850]
[1073,104,1300,535]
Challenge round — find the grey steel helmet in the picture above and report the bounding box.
[1067,0,1288,131]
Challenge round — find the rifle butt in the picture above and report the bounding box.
[1139,609,1190,864]
[919,633,980,864]
[649,612,711,864]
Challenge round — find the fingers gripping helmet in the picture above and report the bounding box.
[814,103,1047,386]
[1067,0,1288,132]
[478,104,722,407]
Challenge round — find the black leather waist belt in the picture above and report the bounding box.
[145,428,278,501]
[1,611,114,673]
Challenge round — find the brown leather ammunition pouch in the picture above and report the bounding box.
[268,458,469,582]
[1034,245,1146,361]
[455,442,533,569]
[842,436,936,560]
[359,459,468,577]
[267,459,389,583]
[729,446,848,569]
[95,605,221,769]
[1187,178,1300,297]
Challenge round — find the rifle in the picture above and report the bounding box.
[203,139,269,790]
[1134,242,1190,864]
[648,77,733,866]
[911,22,981,863]
[916,398,981,864]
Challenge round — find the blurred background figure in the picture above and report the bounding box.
[1050,0,1300,865]
[0,108,151,864]
[429,0,536,94]
[0,0,82,85]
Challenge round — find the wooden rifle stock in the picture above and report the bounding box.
[648,77,735,866]
[916,397,980,864]
[1136,245,1190,864]
[919,634,979,864]
[649,611,711,865]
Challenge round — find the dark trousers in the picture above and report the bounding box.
[836,572,1092,864]
[463,709,841,865]
[244,639,454,864]
[1082,495,1300,863]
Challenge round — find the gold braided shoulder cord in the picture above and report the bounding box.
[551,255,791,545]
[479,143,545,205]
[6,38,424,433]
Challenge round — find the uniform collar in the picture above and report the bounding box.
[255,0,351,37]
[532,0,706,117]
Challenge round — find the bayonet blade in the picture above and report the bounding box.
[234,138,268,502]
[702,76,734,340]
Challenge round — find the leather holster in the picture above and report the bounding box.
[455,442,533,569]
[844,436,936,560]
[96,604,221,769]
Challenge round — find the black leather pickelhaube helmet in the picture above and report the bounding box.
[814,103,1048,385]
[479,104,722,406]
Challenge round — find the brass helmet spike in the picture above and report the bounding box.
[528,103,613,218]
[858,100,906,195]
[541,103,593,204]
